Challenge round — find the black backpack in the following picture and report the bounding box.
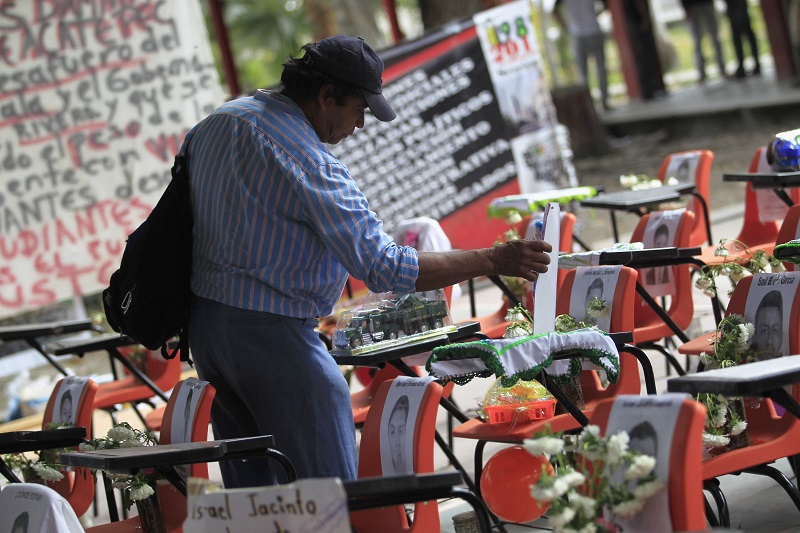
[102,148,194,363]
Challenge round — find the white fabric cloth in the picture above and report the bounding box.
[428,329,619,383]
[0,483,84,532]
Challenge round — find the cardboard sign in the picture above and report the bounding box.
[640,209,684,297]
[744,272,800,360]
[52,376,89,426]
[605,393,689,533]
[380,376,433,475]
[184,478,349,533]
[569,265,622,332]
[533,202,560,334]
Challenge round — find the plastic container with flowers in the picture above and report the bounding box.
[697,314,757,453]
[694,238,785,299]
[619,173,680,191]
[80,422,166,533]
[524,424,664,533]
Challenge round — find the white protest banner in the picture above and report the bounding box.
[0,0,225,319]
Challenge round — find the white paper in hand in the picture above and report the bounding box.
[533,202,560,334]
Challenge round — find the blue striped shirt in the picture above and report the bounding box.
[185,90,419,318]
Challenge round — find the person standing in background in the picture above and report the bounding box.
[554,0,611,111]
[724,0,761,78]
[681,0,728,82]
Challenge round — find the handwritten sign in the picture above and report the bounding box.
[0,0,225,319]
[185,477,350,533]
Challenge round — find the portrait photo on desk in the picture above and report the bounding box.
[52,376,89,425]
[379,376,433,476]
[744,273,799,360]
[663,153,699,183]
[605,394,686,533]
[569,265,622,332]
[641,209,683,297]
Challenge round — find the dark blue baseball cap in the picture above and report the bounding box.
[304,35,396,122]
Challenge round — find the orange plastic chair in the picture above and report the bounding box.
[452,266,643,501]
[696,147,800,266]
[679,205,800,358]
[473,212,577,339]
[590,395,707,532]
[87,378,217,532]
[349,378,449,533]
[677,275,800,525]
[630,209,696,374]
[40,376,98,518]
[657,150,713,247]
[93,347,183,428]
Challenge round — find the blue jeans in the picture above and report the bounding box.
[189,295,357,487]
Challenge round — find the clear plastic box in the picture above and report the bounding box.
[331,289,456,355]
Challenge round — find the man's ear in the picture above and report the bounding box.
[317,83,335,110]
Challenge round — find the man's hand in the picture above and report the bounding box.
[489,239,553,281]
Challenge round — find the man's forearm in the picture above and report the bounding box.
[415,250,496,292]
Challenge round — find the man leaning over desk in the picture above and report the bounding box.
[183,35,552,488]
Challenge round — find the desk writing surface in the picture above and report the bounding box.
[0,319,94,341]
[599,247,702,267]
[47,333,135,356]
[722,171,800,188]
[580,183,695,210]
[0,428,86,453]
[667,357,800,396]
[343,472,463,498]
[60,436,275,472]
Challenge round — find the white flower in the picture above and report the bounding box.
[524,436,564,458]
[607,432,629,464]
[714,247,730,257]
[531,477,570,501]
[632,479,665,500]
[581,425,601,439]
[79,442,97,451]
[625,455,656,480]
[744,322,755,340]
[129,483,155,501]
[773,262,787,273]
[586,306,609,319]
[548,506,576,527]
[619,174,639,188]
[757,255,769,267]
[695,277,712,289]
[731,420,748,435]
[737,324,751,351]
[107,425,136,442]
[32,463,64,482]
[505,210,523,225]
[730,270,746,283]
[612,497,646,519]
[560,469,587,489]
[702,432,730,447]
[713,404,728,427]
[568,491,596,515]
[665,176,679,186]
[119,439,144,448]
[702,288,717,298]
[699,351,709,364]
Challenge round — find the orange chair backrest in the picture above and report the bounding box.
[557,266,641,399]
[657,149,713,247]
[41,377,98,518]
[630,210,696,336]
[775,205,800,272]
[156,378,217,530]
[350,378,444,533]
[591,396,707,532]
